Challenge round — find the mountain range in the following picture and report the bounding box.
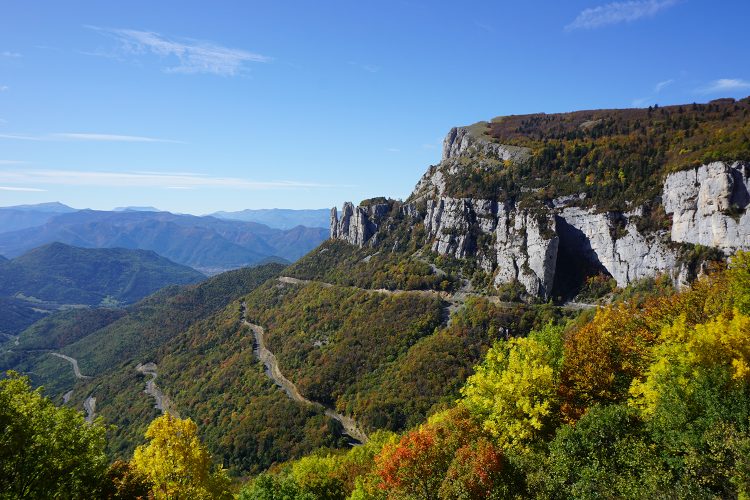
[210,208,330,229]
[0,207,328,274]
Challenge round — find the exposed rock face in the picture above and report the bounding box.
[442,127,531,163]
[330,127,750,297]
[664,161,750,252]
[330,202,391,247]
[557,207,676,288]
[494,208,558,297]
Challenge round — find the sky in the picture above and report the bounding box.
[1,0,749,214]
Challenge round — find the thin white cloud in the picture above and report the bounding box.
[699,78,750,94]
[474,21,495,33]
[348,62,380,73]
[633,77,676,106]
[0,160,27,165]
[52,133,183,143]
[0,168,340,190]
[386,148,401,152]
[89,26,271,76]
[0,186,46,192]
[0,86,8,92]
[0,132,182,143]
[566,0,678,31]
[654,79,674,92]
[0,134,43,141]
[1,51,21,58]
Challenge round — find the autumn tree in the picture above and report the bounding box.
[371,406,484,499]
[0,371,109,499]
[461,335,559,449]
[131,413,232,500]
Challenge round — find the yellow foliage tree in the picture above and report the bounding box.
[461,337,558,450]
[629,312,750,417]
[131,413,232,500]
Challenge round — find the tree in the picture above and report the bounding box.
[538,404,671,499]
[461,337,558,450]
[101,460,153,500]
[131,413,232,500]
[0,371,108,499]
[372,406,482,499]
[439,438,504,500]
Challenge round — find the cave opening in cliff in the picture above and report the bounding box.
[550,216,612,302]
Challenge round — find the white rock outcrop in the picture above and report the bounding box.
[330,126,750,297]
[663,161,750,253]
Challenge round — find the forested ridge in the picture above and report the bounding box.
[448,97,750,209]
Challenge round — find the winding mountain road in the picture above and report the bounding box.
[241,302,368,444]
[48,352,97,421]
[84,396,96,423]
[276,275,596,323]
[49,352,91,379]
[136,362,176,416]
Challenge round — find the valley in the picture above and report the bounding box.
[2,97,750,498]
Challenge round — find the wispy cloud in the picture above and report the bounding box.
[654,79,674,92]
[0,132,182,143]
[0,86,8,92]
[52,133,183,143]
[0,186,46,192]
[0,168,340,190]
[474,21,495,33]
[698,78,750,94]
[386,148,401,152]
[88,26,271,76]
[348,62,380,73]
[566,0,678,31]
[1,51,21,58]
[0,160,27,165]
[632,77,676,106]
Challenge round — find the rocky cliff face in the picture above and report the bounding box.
[664,161,750,252]
[330,202,392,247]
[331,126,750,298]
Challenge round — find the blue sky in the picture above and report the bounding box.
[1,0,749,214]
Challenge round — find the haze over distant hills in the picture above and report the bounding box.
[0,242,204,335]
[0,204,328,273]
[0,202,78,233]
[211,208,330,229]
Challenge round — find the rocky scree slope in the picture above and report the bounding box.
[331,98,750,299]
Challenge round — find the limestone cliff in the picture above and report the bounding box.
[330,123,750,298]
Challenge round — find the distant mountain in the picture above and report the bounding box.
[2,202,77,213]
[113,206,161,212]
[0,242,204,335]
[0,202,79,233]
[211,208,330,229]
[0,210,328,274]
[0,242,204,305]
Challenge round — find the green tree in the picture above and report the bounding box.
[131,413,232,500]
[0,371,108,499]
[537,405,671,499]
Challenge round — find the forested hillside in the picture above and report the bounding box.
[0,242,204,337]
[240,254,750,499]
[0,242,204,305]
